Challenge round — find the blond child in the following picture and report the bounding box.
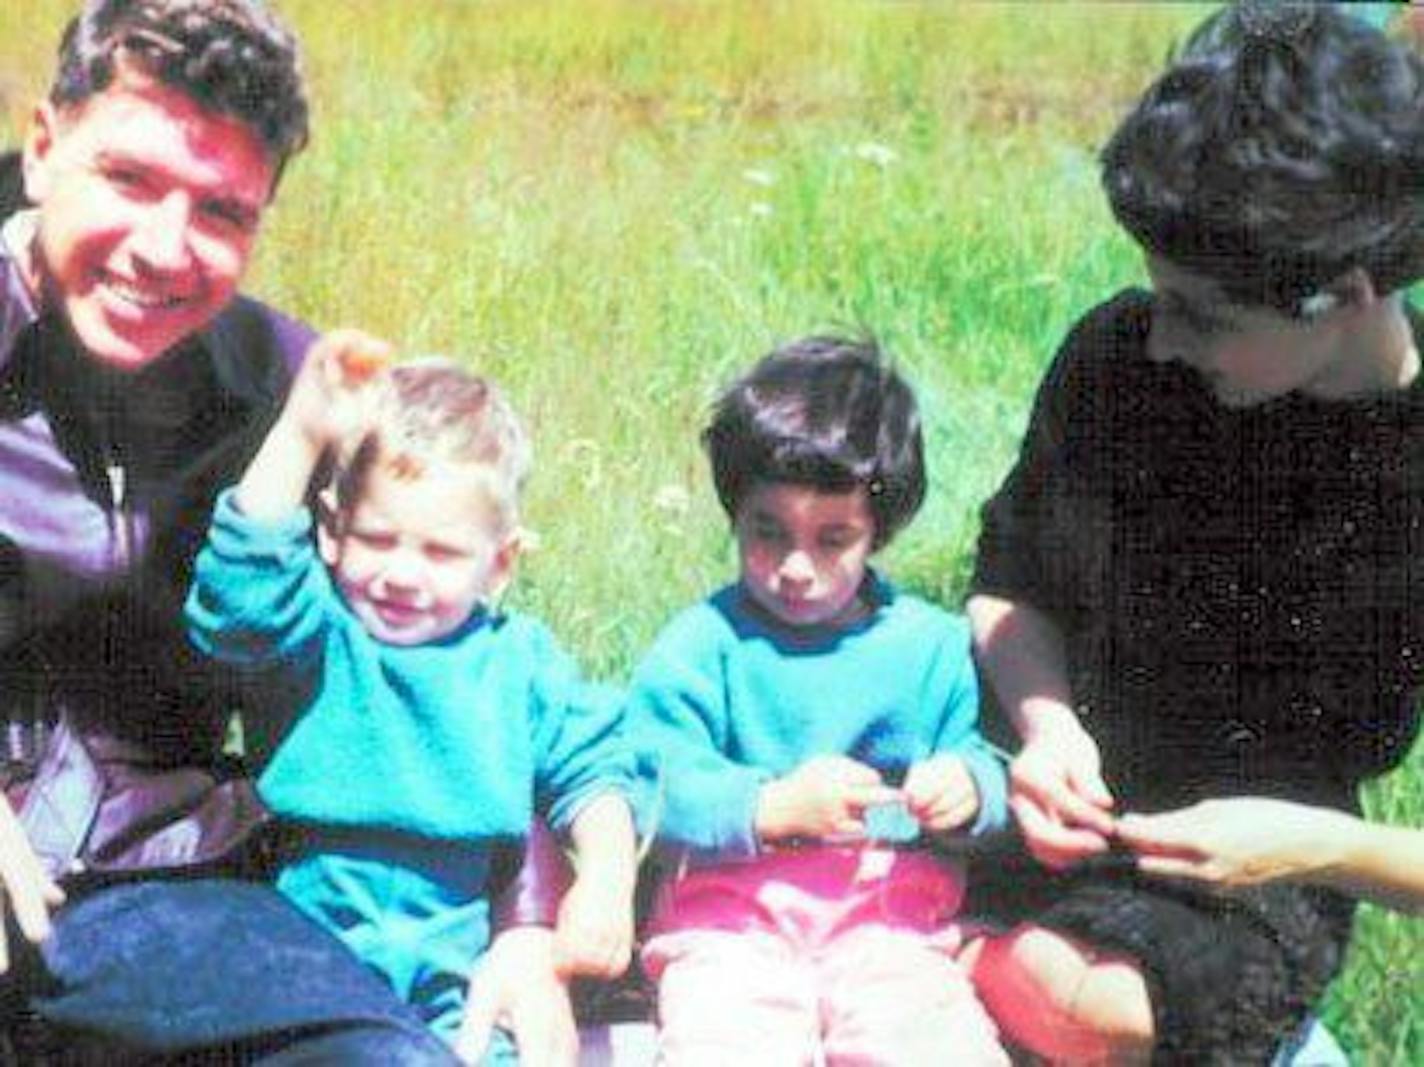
[185,331,637,1062]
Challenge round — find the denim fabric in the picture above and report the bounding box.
[9,878,458,1064]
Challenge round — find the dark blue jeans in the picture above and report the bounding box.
[4,878,459,1064]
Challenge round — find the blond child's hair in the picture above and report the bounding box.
[331,359,531,533]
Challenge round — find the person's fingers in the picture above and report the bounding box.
[1067,762,1115,810]
[555,928,625,980]
[507,986,578,1067]
[921,792,978,831]
[846,783,903,812]
[1134,854,1216,884]
[551,931,582,979]
[902,762,950,808]
[1012,794,1110,869]
[1015,764,1116,837]
[9,877,56,945]
[452,975,498,1064]
[336,335,392,384]
[827,757,885,786]
[0,813,64,946]
[1114,812,1202,857]
[831,814,868,839]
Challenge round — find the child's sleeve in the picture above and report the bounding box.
[928,617,1008,836]
[529,624,640,836]
[623,612,770,861]
[184,487,332,669]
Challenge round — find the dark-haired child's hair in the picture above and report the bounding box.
[703,335,926,549]
[1101,0,1424,312]
[51,0,309,182]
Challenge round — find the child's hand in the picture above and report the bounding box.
[285,328,393,452]
[456,927,577,1067]
[903,754,979,833]
[553,872,634,980]
[756,755,901,843]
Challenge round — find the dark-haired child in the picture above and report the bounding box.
[629,336,1009,1064]
[185,331,638,1062]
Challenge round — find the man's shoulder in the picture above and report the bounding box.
[206,294,316,383]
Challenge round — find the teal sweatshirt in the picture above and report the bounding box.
[186,489,632,847]
[628,577,1007,863]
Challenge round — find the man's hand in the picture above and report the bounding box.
[755,755,901,842]
[0,795,65,974]
[1009,720,1115,870]
[553,872,634,980]
[455,926,577,1067]
[903,754,980,833]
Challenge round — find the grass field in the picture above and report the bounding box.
[3,2,1420,1060]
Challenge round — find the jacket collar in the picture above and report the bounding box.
[0,209,40,375]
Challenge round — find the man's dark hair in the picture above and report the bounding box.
[704,335,926,549]
[51,0,309,179]
[1101,0,1424,311]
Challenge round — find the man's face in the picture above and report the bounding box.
[21,68,274,370]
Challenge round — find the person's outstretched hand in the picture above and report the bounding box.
[0,794,65,974]
[455,926,577,1067]
[1009,718,1115,869]
[1116,798,1346,890]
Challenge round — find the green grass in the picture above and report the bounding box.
[4,2,1420,1059]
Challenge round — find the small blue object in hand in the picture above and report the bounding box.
[863,798,920,843]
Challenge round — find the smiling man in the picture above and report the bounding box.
[0,2,463,1061]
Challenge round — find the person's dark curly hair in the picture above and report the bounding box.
[1101,0,1424,312]
[50,1,309,183]
[703,335,926,550]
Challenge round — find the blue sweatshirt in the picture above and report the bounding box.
[186,489,632,848]
[627,577,1007,863]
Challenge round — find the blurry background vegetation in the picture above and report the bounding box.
[3,2,1418,1059]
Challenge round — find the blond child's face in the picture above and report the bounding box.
[735,482,876,630]
[318,462,517,646]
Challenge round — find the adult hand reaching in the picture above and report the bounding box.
[1009,719,1116,870]
[1117,797,1424,913]
[0,793,65,974]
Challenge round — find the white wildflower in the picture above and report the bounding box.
[854,142,898,169]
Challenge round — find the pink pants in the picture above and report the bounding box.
[641,847,1007,1067]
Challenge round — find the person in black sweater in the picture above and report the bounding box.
[964,3,1424,1063]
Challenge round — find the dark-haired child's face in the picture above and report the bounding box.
[1145,256,1352,409]
[735,482,875,630]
